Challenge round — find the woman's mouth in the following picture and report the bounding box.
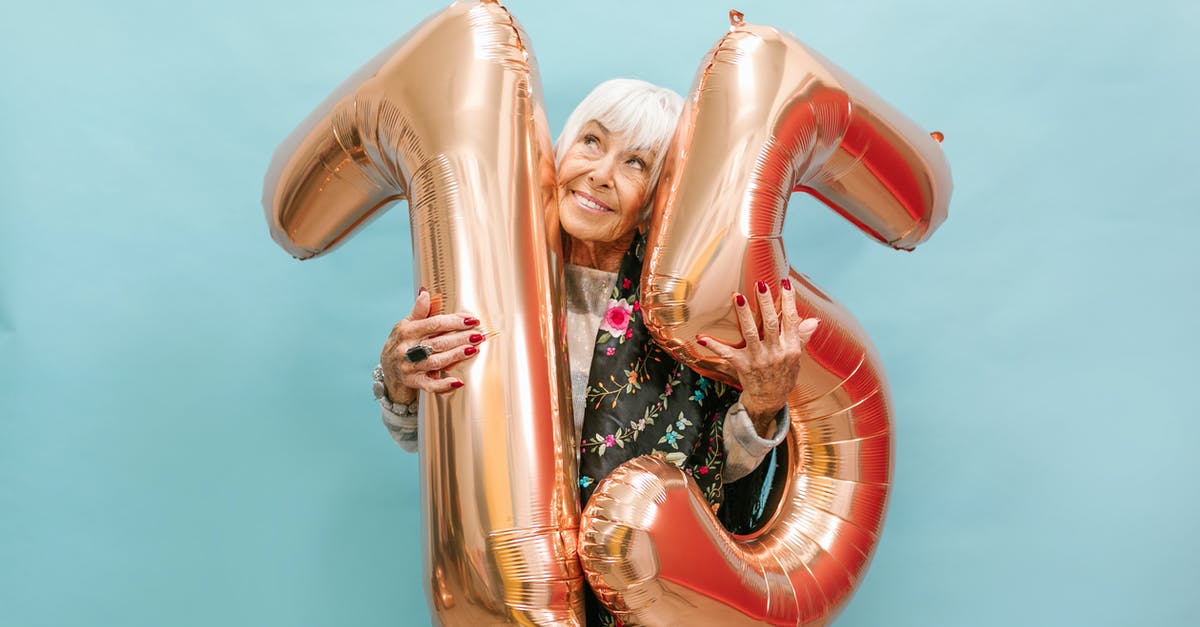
[573,191,612,214]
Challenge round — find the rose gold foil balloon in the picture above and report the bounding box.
[263,2,582,624]
[579,13,951,627]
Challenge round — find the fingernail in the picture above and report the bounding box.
[696,337,708,347]
[735,294,746,307]
[464,317,479,327]
[469,333,484,343]
[450,380,464,389]
[756,280,767,294]
[781,278,791,290]
[464,346,478,356]
[418,286,428,294]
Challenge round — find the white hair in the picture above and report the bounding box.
[555,79,684,196]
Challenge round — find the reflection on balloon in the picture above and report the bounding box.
[580,13,951,627]
[262,1,582,624]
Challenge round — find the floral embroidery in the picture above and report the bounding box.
[657,413,694,450]
[585,352,652,409]
[647,449,688,468]
[605,347,615,356]
[579,476,594,488]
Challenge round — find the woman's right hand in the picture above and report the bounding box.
[380,289,486,404]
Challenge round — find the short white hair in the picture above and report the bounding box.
[555,79,684,195]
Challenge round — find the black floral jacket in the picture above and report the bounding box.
[577,232,738,509]
[576,232,778,625]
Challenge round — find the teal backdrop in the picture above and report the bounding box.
[3,1,1197,625]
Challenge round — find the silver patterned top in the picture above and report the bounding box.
[563,263,620,440]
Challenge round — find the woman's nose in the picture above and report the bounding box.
[587,154,617,187]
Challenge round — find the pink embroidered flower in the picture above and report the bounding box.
[699,466,709,475]
[600,298,633,336]
[624,327,633,339]
[621,277,631,289]
[604,434,616,447]
[605,346,616,356]
[632,301,640,312]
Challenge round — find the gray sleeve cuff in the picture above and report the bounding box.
[374,364,418,454]
[380,405,419,454]
[722,393,788,482]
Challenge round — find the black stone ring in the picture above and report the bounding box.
[404,344,433,363]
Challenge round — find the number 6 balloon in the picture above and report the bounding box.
[263,1,582,625]
[578,11,951,627]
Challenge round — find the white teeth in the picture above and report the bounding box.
[576,192,609,212]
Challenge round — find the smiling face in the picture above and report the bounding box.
[557,120,656,246]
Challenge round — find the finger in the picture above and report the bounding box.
[732,292,762,349]
[755,280,780,343]
[404,312,481,340]
[408,287,432,321]
[402,342,481,374]
[419,372,466,394]
[695,334,739,360]
[424,329,487,353]
[796,318,820,346]
[779,277,803,341]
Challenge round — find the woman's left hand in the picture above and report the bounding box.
[696,278,819,437]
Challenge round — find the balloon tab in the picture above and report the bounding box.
[931,131,945,143]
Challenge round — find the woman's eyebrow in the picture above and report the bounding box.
[589,121,611,135]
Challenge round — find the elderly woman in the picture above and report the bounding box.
[372,78,817,623]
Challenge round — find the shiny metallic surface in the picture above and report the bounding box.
[641,20,951,385]
[581,17,951,626]
[262,2,582,624]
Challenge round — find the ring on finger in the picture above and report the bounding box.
[404,344,434,363]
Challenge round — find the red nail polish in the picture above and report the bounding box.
[756,280,767,294]
[464,346,478,356]
[469,333,484,343]
[418,286,427,294]
[450,380,464,389]
[781,278,791,290]
[696,337,708,346]
[464,317,479,327]
[735,294,746,307]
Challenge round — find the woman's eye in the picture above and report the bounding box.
[582,134,599,147]
[626,157,646,170]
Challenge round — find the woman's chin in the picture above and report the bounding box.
[561,212,614,244]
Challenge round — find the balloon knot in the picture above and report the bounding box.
[930,131,944,143]
[729,9,744,26]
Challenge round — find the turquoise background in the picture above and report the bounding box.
[3,0,1197,625]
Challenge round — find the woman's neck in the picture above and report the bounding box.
[563,231,635,273]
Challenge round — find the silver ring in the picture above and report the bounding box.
[404,344,433,363]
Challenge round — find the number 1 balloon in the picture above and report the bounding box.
[263,1,583,625]
[578,10,951,626]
